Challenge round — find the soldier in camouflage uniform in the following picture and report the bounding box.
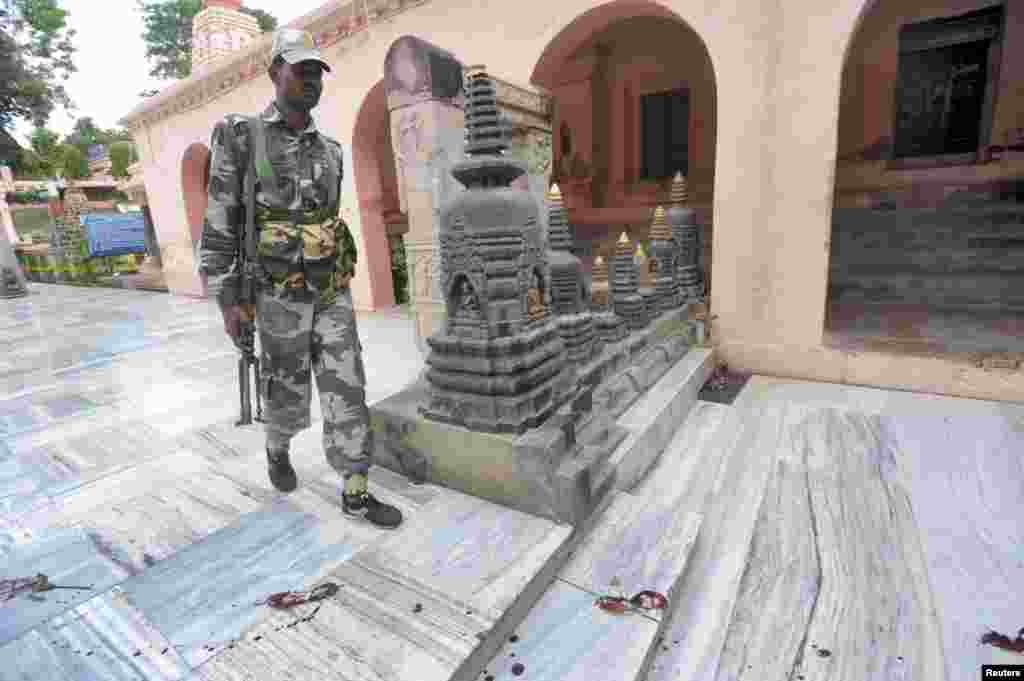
[197,28,402,529]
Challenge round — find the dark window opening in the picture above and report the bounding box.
[640,88,689,180]
[892,6,1003,159]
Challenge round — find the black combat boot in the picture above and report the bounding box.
[267,448,297,492]
[342,490,403,529]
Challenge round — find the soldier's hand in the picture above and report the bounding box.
[220,304,243,345]
[335,271,352,289]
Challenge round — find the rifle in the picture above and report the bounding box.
[236,117,263,426]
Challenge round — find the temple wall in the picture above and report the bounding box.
[120,0,1024,401]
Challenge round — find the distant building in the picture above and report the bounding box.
[87,144,112,177]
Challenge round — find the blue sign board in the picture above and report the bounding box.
[86,144,109,162]
[81,212,147,257]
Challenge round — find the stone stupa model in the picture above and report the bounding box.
[419,66,573,434]
[666,172,703,303]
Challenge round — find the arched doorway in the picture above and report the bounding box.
[181,143,211,248]
[352,81,404,310]
[531,1,717,300]
[826,0,1024,359]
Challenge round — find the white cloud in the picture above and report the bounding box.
[11,0,327,145]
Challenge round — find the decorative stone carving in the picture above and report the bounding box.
[546,184,587,316]
[649,205,676,313]
[611,232,646,330]
[420,66,570,435]
[666,172,702,304]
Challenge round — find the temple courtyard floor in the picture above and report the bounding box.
[0,284,1022,681]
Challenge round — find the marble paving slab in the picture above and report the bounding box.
[0,587,191,681]
[115,498,373,669]
[0,526,132,645]
[646,395,782,681]
[714,407,945,681]
[1,422,185,520]
[881,410,1024,678]
[484,581,659,681]
[560,492,702,623]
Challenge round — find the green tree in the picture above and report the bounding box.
[64,115,99,150]
[58,142,87,179]
[19,124,61,176]
[0,0,77,129]
[108,141,137,178]
[139,0,277,80]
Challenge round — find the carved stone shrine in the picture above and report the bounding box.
[611,232,646,330]
[419,67,573,434]
[649,205,676,313]
[667,172,703,302]
[370,69,702,526]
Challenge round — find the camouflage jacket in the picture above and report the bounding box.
[197,102,357,307]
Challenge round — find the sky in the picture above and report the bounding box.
[10,0,327,146]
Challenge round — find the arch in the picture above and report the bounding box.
[825,0,1024,356]
[351,80,400,310]
[530,0,702,89]
[181,143,211,248]
[529,0,718,297]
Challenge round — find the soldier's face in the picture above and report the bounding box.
[276,60,324,112]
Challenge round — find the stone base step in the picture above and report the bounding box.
[829,270,1024,311]
[482,490,703,681]
[641,392,777,681]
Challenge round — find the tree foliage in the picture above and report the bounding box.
[59,142,87,179]
[0,0,77,129]
[139,0,277,80]
[108,141,137,178]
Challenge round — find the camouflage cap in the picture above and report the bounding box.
[270,28,331,72]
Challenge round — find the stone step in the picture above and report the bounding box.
[829,270,1024,311]
[643,392,778,681]
[482,490,703,681]
[552,346,715,527]
[832,203,1024,228]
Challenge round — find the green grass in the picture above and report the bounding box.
[10,206,51,240]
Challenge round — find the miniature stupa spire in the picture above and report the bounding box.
[592,255,608,282]
[547,183,573,253]
[670,172,689,204]
[650,205,671,241]
[452,65,524,187]
[615,231,632,257]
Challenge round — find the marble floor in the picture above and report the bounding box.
[646,377,1024,681]
[2,284,1023,681]
[1,285,578,681]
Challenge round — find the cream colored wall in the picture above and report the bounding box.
[131,0,1024,400]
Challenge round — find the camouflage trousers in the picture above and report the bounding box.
[257,282,371,479]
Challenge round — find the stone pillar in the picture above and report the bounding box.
[385,36,465,357]
[0,213,28,298]
[191,0,261,72]
[55,185,89,282]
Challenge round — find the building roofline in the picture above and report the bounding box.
[119,0,428,130]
